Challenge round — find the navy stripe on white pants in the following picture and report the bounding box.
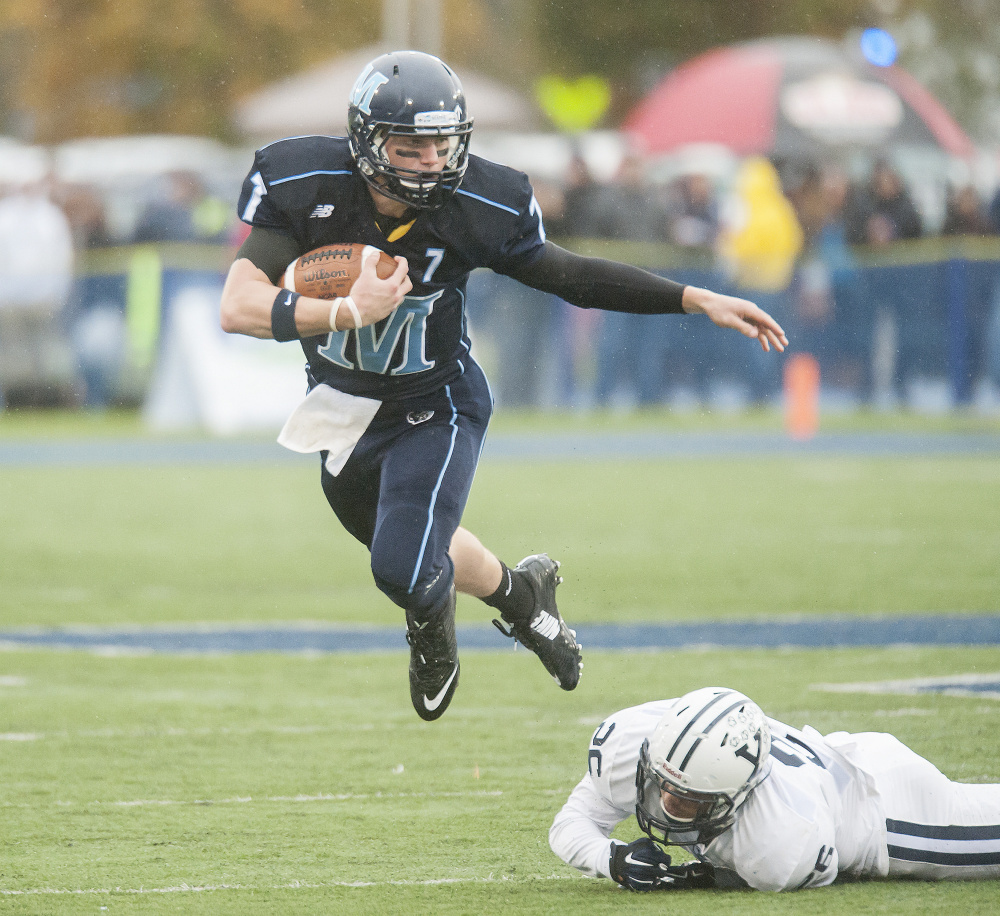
[862,733,1000,880]
[887,802,1000,879]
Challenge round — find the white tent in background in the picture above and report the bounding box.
[233,44,541,144]
[54,135,244,186]
[50,134,249,240]
[0,138,51,186]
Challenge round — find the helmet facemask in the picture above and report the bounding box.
[634,688,772,847]
[356,124,471,209]
[636,739,746,845]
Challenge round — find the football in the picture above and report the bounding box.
[281,243,397,300]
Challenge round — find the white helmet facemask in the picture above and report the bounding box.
[635,687,772,846]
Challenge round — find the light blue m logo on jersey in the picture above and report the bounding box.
[318,292,441,375]
[350,65,389,115]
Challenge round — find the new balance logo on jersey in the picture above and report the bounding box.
[530,611,561,640]
[309,204,335,218]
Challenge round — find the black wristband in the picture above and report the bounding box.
[270,289,301,341]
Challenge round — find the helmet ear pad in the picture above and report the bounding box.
[348,51,474,210]
[635,688,772,845]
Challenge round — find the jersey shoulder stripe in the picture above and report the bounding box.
[270,168,353,186]
[256,135,355,185]
[455,187,520,215]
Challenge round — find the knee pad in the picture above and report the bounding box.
[371,549,454,619]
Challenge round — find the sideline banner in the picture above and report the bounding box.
[143,285,305,435]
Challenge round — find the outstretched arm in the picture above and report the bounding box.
[505,241,786,352]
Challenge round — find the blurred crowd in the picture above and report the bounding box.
[0,169,243,411]
[2,149,1000,415]
[470,151,1000,413]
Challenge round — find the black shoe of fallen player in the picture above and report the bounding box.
[492,554,583,690]
[405,591,460,722]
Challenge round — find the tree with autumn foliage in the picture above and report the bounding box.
[1,0,998,145]
[0,0,382,142]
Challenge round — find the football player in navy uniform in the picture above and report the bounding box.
[220,51,787,722]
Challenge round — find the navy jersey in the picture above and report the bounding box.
[237,135,546,399]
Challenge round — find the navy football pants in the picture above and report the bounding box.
[320,360,493,620]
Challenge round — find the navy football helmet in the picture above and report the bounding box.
[347,50,473,210]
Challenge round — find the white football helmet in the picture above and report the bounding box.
[635,687,771,846]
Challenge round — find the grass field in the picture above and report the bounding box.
[1,408,999,914]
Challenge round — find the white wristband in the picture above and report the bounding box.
[331,295,362,331]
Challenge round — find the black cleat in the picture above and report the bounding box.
[492,554,582,690]
[406,588,460,721]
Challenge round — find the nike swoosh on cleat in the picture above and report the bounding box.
[422,663,459,712]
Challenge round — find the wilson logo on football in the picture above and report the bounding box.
[302,268,350,283]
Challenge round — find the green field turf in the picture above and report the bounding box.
[1,411,999,913]
[1,649,998,915]
[0,454,998,628]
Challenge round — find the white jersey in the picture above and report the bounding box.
[550,700,1000,891]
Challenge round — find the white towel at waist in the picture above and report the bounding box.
[277,383,382,476]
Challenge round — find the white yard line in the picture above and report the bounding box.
[0,873,577,896]
[2,789,504,810]
[814,671,1000,700]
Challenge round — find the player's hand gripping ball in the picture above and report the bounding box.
[281,243,397,299]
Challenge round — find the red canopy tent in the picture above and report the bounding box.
[624,36,975,160]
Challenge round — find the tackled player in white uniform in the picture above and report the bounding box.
[549,687,1000,892]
